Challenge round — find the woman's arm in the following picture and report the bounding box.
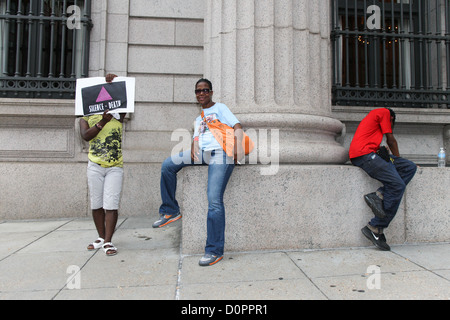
[79,109,113,141]
[233,123,244,162]
[191,137,200,162]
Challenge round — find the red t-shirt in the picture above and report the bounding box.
[349,108,393,159]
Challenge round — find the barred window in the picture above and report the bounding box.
[0,0,92,99]
[331,0,450,108]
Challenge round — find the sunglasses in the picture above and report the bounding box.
[195,88,212,95]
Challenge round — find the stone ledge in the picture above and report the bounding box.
[180,165,449,254]
[0,98,75,116]
[333,106,450,124]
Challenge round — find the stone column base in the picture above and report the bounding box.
[238,113,348,164]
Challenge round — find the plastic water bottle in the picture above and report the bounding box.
[438,147,446,168]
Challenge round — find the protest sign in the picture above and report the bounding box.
[75,77,135,116]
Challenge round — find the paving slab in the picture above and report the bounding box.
[287,247,423,278]
[391,243,450,272]
[313,270,450,300]
[178,252,327,300]
[55,284,176,300]
[0,218,448,301]
[0,251,93,295]
[81,248,179,288]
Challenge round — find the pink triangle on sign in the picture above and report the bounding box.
[96,86,113,102]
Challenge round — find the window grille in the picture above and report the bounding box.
[0,0,92,99]
[331,0,450,108]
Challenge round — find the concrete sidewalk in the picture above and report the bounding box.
[0,217,448,300]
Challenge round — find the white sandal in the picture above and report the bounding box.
[87,238,104,251]
[102,242,117,256]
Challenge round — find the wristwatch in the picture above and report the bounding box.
[95,123,103,130]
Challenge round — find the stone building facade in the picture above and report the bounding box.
[0,1,448,250]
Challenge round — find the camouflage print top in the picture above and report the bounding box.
[82,114,123,168]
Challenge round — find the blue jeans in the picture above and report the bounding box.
[351,153,417,229]
[159,149,235,256]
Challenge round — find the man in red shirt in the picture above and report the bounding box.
[350,108,417,251]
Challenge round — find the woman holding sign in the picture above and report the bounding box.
[80,74,126,256]
[153,79,246,266]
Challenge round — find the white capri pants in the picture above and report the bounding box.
[87,161,123,210]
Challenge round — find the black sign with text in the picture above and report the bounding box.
[81,81,127,116]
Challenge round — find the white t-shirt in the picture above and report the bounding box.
[193,102,240,151]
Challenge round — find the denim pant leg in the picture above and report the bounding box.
[352,153,414,228]
[204,150,235,256]
[390,155,417,187]
[159,151,194,215]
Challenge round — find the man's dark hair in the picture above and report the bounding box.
[386,108,396,127]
